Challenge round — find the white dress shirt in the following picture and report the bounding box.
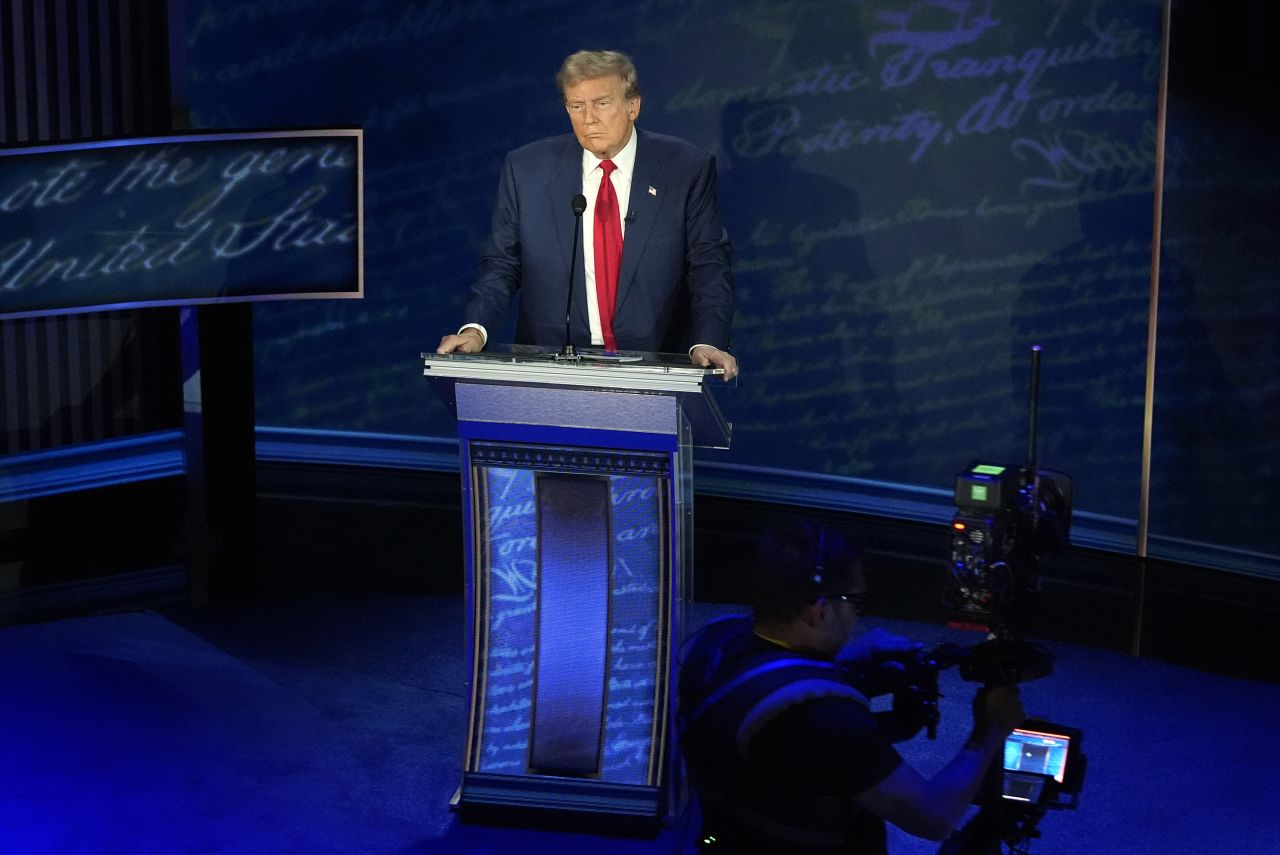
[581,127,637,347]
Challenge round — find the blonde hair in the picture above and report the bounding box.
[556,50,640,101]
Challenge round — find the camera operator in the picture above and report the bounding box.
[677,519,1025,854]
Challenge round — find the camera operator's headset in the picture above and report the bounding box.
[808,525,846,597]
[812,527,828,587]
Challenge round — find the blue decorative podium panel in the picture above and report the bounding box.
[467,444,670,790]
[530,472,611,776]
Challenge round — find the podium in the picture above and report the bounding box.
[422,347,730,832]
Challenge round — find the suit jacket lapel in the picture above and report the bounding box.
[617,130,663,316]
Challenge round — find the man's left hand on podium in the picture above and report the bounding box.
[691,345,738,381]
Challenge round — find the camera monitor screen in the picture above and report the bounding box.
[1005,726,1072,782]
[1003,724,1074,802]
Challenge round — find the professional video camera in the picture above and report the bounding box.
[850,645,1087,854]
[845,644,1086,855]
[945,345,1073,643]
[938,346,1083,853]
[844,348,1085,853]
[846,347,1085,852]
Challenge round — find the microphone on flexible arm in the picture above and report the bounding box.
[558,193,588,361]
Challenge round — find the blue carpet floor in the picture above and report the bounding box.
[1,594,1276,854]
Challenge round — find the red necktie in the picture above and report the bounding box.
[593,159,623,351]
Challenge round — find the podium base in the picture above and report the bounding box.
[457,772,665,837]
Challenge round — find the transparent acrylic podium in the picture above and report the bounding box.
[422,346,730,833]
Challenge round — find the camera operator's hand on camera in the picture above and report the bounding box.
[839,629,928,702]
[838,627,924,667]
[971,685,1026,742]
[887,686,937,742]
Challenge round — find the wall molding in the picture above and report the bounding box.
[2,426,1276,580]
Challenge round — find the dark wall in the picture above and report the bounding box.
[0,1,183,603]
[1,0,181,458]
[1150,0,1280,550]
[253,463,1277,683]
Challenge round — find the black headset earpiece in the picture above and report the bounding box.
[813,526,826,587]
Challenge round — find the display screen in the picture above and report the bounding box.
[0,130,362,320]
[1005,727,1072,783]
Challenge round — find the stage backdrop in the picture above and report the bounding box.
[180,0,1279,572]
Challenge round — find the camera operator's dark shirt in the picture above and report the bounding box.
[678,616,903,854]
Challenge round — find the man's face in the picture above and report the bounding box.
[564,75,641,160]
[814,568,867,655]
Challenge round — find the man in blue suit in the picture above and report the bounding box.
[437,50,738,380]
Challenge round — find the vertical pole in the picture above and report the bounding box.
[1134,0,1173,656]
[178,307,211,605]
[178,304,258,606]
[1025,345,1042,472]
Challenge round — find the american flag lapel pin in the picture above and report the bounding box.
[648,186,657,196]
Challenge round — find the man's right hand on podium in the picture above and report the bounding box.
[437,327,485,354]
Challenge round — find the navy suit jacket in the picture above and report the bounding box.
[465,129,734,353]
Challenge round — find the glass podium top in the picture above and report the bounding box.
[421,345,727,393]
[421,346,732,447]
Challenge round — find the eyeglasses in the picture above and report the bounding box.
[820,591,871,615]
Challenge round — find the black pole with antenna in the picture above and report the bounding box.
[1025,345,1043,540]
[1025,344,1042,472]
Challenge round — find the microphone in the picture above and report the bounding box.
[625,209,636,222]
[558,194,588,360]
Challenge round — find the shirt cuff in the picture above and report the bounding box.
[460,323,488,348]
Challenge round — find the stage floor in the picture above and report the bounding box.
[1,594,1276,854]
